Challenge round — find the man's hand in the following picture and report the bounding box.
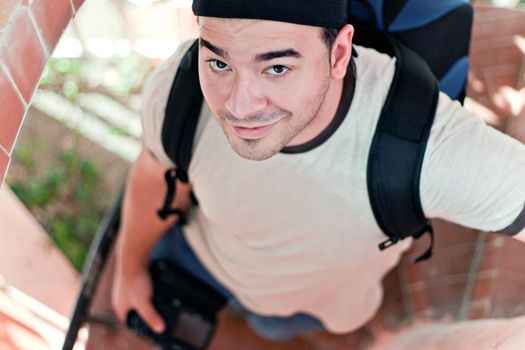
[108,148,190,333]
[111,260,165,333]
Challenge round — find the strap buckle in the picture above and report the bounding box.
[157,168,187,223]
[378,237,399,251]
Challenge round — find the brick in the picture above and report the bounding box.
[470,36,525,57]
[467,72,488,96]
[71,0,85,11]
[499,241,525,276]
[490,271,525,318]
[428,277,469,309]
[471,275,497,302]
[476,244,503,272]
[0,66,26,153]
[29,0,74,53]
[406,248,476,283]
[406,289,429,313]
[411,275,469,312]
[473,6,525,23]
[0,8,47,102]
[469,299,491,319]
[379,266,407,328]
[470,48,523,74]
[490,302,525,318]
[431,220,480,249]
[471,25,525,47]
[509,110,525,143]
[421,303,462,320]
[483,66,521,82]
[410,223,479,252]
[471,12,525,42]
[0,148,9,188]
[0,0,19,31]
[491,270,525,309]
[403,235,478,281]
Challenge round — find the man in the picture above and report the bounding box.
[112,0,525,344]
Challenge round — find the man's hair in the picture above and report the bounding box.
[321,28,339,52]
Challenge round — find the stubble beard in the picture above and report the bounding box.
[218,75,332,161]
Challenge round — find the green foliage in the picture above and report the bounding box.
[63,80,80,101]
[51,58,82,75]
[9,148,107,271]
[38,55,152,101]
[39,58,83,87]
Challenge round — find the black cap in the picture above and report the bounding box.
[192,0,348,29]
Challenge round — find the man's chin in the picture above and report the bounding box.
[229,137,282,161]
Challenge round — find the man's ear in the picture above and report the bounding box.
[331,24,354,80]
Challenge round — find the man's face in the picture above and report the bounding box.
[198,17,334,160]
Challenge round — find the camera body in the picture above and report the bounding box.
[126,260,227,350]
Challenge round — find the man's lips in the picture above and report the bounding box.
[229,121,279,139]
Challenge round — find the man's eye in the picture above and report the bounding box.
[265,65,289,76]
[208,59,230,72]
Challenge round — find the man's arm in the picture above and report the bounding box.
[111,147,192,332]
[420,93,525,235]
[511,215,525,242]
[491,202,525,242]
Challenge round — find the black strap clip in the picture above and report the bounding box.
[157,168,187,224]
[378,237,398,250]
[377,223,434,263]
[414,224,434,263]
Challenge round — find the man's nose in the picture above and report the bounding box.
[225,75,267,120]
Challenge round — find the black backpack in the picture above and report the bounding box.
[156,0,473,262]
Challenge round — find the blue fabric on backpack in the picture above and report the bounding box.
[388,0,470,32]
[350,0,471,101]
[439,56,469,100]
[351,0,469,31]
[360,0,385,29]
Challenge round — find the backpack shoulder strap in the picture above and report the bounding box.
[157,39,203,221]
[356,27,439,261]
[162,39,203,178]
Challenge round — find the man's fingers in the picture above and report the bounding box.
[111,262,165,332]
[111,288,165,333]
[111,298,128,323]
[136,302,165,333]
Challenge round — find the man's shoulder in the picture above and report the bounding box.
[141,38,198,128]
[144,39,197,97]
[352,45,397,107]
[140,39,198,167]
[353,45,396,79]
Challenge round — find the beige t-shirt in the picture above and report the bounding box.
[141,41,525,333]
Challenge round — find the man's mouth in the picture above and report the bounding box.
[229,121,279,140]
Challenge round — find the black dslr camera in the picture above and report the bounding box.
[126,260,227,350]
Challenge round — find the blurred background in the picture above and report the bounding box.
[6,0,196,272]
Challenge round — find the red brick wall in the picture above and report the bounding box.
[467,6,525,131]
[0,0,83,187]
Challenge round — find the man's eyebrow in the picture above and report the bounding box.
[199,38,229,59]
[254,49,302,62]
[199,39,301,62]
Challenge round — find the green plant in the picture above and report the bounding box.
[9,148,109,271]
